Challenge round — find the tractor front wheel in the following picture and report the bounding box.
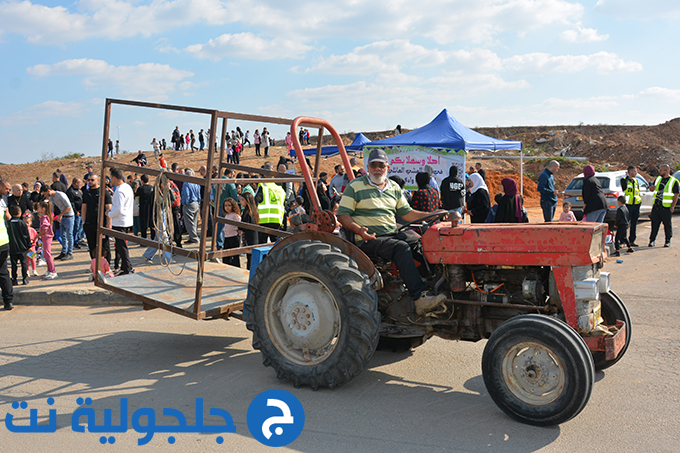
[482,314,594,426]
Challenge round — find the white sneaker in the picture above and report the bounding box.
[33,269,40,277]
[43,272,58,280]
[38,259,46,266]
[414,291,446,315]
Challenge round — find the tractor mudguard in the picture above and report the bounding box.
[270,231,382,291]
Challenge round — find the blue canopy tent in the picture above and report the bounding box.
[367,109,522,151]
[290,133,372,158]
[365,109,525,191]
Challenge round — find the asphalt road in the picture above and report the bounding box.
[1,218,679,452]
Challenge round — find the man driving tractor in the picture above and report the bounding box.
[337,148,447,315]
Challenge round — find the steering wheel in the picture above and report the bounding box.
[398,210,448,233]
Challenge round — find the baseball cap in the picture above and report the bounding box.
[367,148,388,164]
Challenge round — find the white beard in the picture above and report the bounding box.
[369,172,387,185]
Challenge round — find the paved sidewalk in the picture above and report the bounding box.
[11,237,204,306]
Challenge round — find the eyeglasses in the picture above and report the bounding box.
[87,179,95,181]
[369,162,387,169]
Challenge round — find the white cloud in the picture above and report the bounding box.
[185,33,312,61]
[640,87,680,102]
[595,0,680,19]
[306,40,447,75]
[0,0,584,46]
[561,23,609,42]
[503,51,642,74]
[0,100,86,127]
[0,0,236,44]
[27,59,194,99]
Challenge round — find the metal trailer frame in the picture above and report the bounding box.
[94,98,353,321]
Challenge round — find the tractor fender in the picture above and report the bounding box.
[270,231,382,291]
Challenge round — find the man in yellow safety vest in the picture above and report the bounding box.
[648,164,680,248]
[255,163,286,244]
[0,176,14,310]
[621,165,642,246]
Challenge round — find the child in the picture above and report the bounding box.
[37,200,58,279]
[23,211,39,277]
[613,195,634,256]
[239,192,259,270]
[485,193,503,223]
[90,257,115,281]
[8,205,31,285]
[222,198,241,267]
[559,201,577,222]
[159,153,167,169]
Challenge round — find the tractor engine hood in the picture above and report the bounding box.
[422,222,608,267]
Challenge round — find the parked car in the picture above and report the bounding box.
[563,170,654,222]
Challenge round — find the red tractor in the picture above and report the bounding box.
[245,119,629,427]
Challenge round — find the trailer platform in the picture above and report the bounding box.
[102,262,249,320]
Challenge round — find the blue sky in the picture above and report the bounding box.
[1,0,679,164]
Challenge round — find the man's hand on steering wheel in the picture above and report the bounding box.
[398,210,449,233]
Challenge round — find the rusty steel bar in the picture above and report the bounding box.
[215,215,292,237]
[108,98,215,116]
[206,244,262,260]
[447,298,558,311]
[95,100,113,279]
[101,227,197,259]
[103,161,206,186]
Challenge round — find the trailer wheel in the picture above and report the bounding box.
[245,240,380,389]
[482,314,594,426]
[592,291,631,370]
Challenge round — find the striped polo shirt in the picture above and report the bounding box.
[337,175,412,237]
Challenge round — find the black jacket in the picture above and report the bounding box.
[495,195,525,223]
[8,217,31,255]
[467,189,490,223]
[7,192,32,215]
[66,185,83,213]
[582,176,607,214]
[616,205,630,228]
[440,167,465,210]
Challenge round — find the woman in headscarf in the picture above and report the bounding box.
[410,172,442,212]
[466,173,490,223]
[495,177,526,223]
[581,165,607,223]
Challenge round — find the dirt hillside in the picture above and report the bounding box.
[2,117,679,194]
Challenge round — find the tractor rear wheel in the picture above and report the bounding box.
[592,291,631,370]
[245,240,380,389]
[482,314,594,426]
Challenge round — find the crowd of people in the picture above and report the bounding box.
[2,145,678,313]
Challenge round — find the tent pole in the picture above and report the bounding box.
[520,148,524,197]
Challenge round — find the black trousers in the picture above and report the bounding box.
[171,206,182,246]
[222,236,241,267]
[649,206,672,243]
[359,232,428,300]
[627,203,640,243]
[112,226,132,274]
[10,253,27,280]
[84,223,111,263]
[615,226,630,250]
[139,209,155,240]
[626,204,640,242]
[0,248,13,304]
[258,223,281,245]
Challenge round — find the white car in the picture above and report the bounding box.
[563,170,654,222]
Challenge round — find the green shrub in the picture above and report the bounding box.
[63,152,85,159]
